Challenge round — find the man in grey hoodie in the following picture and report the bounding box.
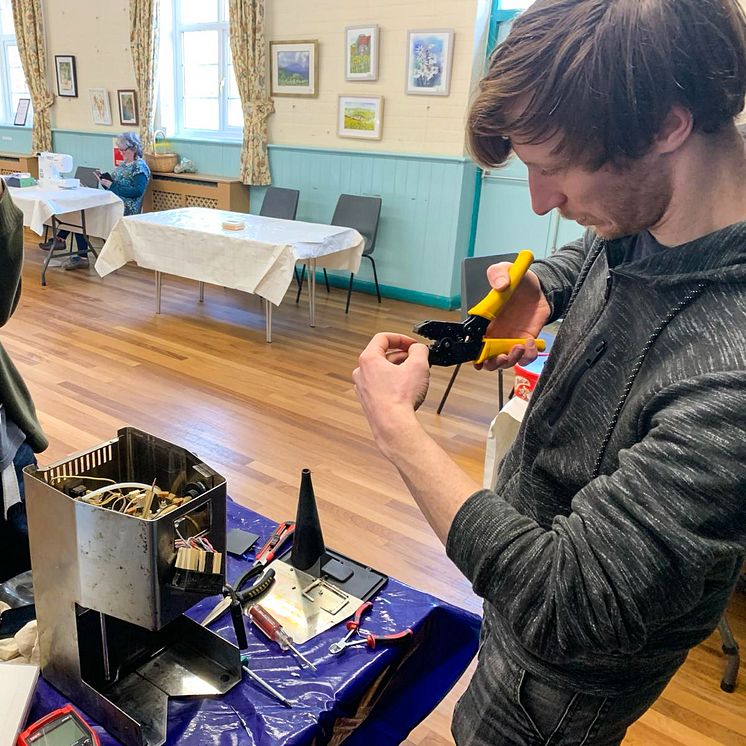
[353,0,746,743]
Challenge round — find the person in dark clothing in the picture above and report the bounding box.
[0,181,48,582]
[39,131,151,270]
[353,1,746,743]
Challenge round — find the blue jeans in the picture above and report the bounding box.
[57,229,88,256]
[0,441,37,581]
[452,633,671,745]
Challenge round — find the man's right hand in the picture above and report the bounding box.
[478,264,551,371]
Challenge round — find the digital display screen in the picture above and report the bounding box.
[29,714,89,745]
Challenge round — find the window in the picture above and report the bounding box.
[0,0,31,125]
[159,0,241,139]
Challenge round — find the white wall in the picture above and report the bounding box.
[46,1,134,133]
[41,0,484,157]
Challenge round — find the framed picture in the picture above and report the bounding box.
[55,55,78,97]
[406,29,455,96]
[117,89,138,126]
[338,95,383,140]
[13,98,30,126]
[345,25,379,81]
[89,88,112,126]
[270,40,318,97]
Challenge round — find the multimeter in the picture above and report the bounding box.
[17,704,100,746]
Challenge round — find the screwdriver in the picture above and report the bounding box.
[240,655,293,708]
[249,604,318,671]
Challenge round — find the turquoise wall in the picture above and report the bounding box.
[0,126,33,154]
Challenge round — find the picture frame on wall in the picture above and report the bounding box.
[13,98,30,126]
[345,25,379,81]
[406,29,454,96]
[270,40,319,97]
[338,95,383,140]
[55,55,78,97]
[89,88,112,125]
[117,89,138,126]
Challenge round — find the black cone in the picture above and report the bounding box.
[291,468,326,571]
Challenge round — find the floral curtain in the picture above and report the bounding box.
[129,0,159,155]
[11,0,54,152]
[229,0,274,185]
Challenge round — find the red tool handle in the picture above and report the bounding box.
[346,601,372,632]
[248,604,282,641]
[255,521,295,565]
[365,628,414,650]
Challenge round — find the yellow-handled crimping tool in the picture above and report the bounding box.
[413,249,546,366]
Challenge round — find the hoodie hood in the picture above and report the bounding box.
[604,220,746,285]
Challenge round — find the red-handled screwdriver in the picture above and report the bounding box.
[249,604,318,671]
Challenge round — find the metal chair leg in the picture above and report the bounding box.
[323,268,330,293]
[719,615,740,693]
[295,264,306,304]
[345,273,355,314]
[437,364,461,415]
[367,255,381,303]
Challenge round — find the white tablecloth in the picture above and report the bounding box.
[9,184,124,238]
[95,207,365,306]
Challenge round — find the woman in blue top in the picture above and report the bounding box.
[39,132,151,270]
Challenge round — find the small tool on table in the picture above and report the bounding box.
[328,601,413,655]
[414,249,546,366]
[240,655,293,708]
[249,604,318,670]
[201,520,295,627]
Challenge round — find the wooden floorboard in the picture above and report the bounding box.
[10,237,746,744]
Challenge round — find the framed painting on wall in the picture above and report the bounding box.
[406,29,454,96]
[89,88,112,125]
[117,90,138,126]
[55,55,78,97]
[270,40,319,97]
[345,25,379,81]
[338,95,383,140]
[13,98,30,126]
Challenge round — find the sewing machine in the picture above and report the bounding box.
[37,152,79,188]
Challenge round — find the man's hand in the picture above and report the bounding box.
[478,265,551,371]
[353,333,430,450]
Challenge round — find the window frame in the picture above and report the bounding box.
[0,15,30,127]
[170,0,242,141]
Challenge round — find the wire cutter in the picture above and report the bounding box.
[413,250,546,366]
[201,521,295,626]
[328,601,414,655]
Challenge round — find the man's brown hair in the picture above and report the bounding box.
[468,0,746,170]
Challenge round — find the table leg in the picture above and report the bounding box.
[41,216,59,286]
[155,271,162,313]
[198,281,205,303]
[309,258,316,327]
[264,299,273,343]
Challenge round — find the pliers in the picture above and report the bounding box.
[328,601,414,655]
[201,521,295,627]
[413,250,546,366]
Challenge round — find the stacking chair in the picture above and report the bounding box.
[259,186,299,220]
[295,194,382,313]
[437,252,518,415]
[259,186,304,289]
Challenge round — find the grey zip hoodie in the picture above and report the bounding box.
[447,223,746,695]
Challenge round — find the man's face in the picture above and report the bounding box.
[511,139,673,240]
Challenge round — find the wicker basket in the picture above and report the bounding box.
[144,152,179,173]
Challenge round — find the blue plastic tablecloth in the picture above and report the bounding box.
[29,499,481,745]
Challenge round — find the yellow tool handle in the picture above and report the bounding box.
[474,338,546,365]
[467,249,534,320]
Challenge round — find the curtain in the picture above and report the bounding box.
[229,0,274,185]
[129,0,160,154]
[11,0,54,152]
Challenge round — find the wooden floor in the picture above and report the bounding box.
[9,238,746,745]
